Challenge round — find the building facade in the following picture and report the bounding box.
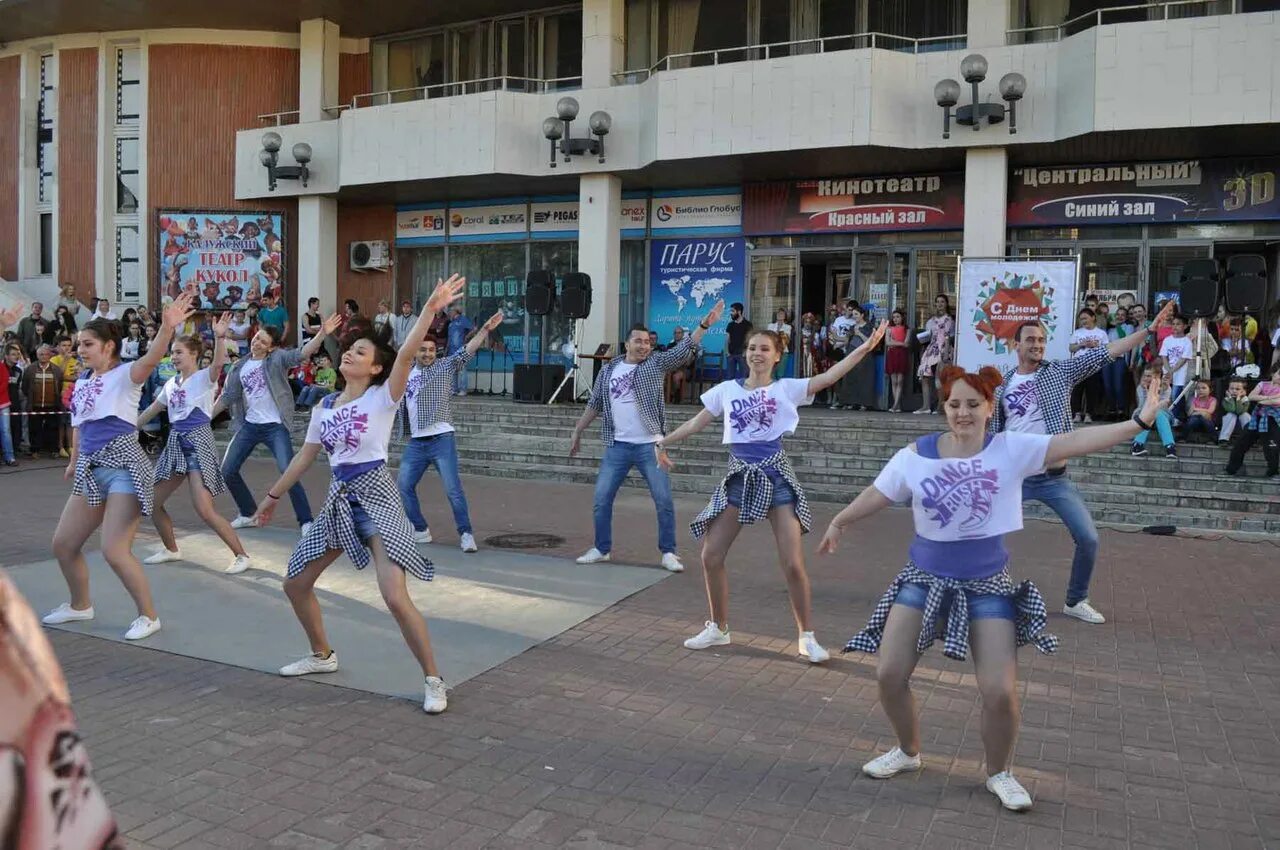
[2,0,1279,396]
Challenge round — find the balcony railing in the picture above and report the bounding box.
[613,31,966,83]
[1006,0,1234,45]
[349,75,582,109]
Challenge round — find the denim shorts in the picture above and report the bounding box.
[893,582,1015,621]
[91,466,136,497]
[177,436,202,471]
[725,470,796,509]
[347,499,380,543]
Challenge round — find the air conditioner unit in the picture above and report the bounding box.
[350,240,390,272]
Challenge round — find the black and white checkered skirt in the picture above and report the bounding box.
[154,423,226,496]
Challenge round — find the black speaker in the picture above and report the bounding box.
[526,271,554,316]
[561,272,592,320]
[1225,254,1267,314]
[513,363,566,403]
[1178,258,1221,319]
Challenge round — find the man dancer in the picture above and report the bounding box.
[569,299,725,572]
[990,300,1173,624]
[397,310,504,553]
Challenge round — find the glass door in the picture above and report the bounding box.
[499,18,531,91]
[750,252,799,375]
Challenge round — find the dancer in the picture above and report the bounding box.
[990,301,1173,624]
[569,300,726,571]
[42,292,197,640]
[397,309,504,552]
[657,321,886,661]
[252,276,467,715]
[823,366,1164,811]
[136,312,251,573]
[219,316,337,532]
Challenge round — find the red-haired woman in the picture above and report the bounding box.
[820,365,1163,812]
[657,323,886,664]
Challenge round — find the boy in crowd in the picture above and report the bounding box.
[296,352,337,407]
[1219,379,1251,444]
[1158,315,1193,423]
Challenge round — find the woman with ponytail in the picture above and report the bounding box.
[820,364,1164,812]
[43,291,196,641]
[251,276,466,715]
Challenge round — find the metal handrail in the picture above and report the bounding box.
[1006,0,1227,44]
[612,30,965,82]
[257,110,300,126]
[350,74,582,108]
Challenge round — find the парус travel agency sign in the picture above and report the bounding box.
[1008,158,1280,226]
[743,174,964,234]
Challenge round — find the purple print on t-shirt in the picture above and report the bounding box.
[729,390,777,438]
[71,377,104,418]
[169,386,188,413]
[610,370,636,403]
[242,364,268,398]
[319,407,369,456]
[1004,379,1039,418]
[919,459,1000,532]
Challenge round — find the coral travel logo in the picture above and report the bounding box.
[970,271,1057,356]
[919,460,1000,532]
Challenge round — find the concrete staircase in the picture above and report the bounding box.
[222,397,1280,535]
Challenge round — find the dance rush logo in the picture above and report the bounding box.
[319,407,370,456]
[169,386,188,414]
[918,460,1000,532]
[728,390,777,438]
[1003,379,1040,419]
[241,365,268,398]
[610,370,637,403]
[70,377,103,418]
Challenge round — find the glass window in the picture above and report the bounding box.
[116,226,140,301]
[620,240,647,343]
[540,11,582,85]
[453,23,491,94]
[530,241,579,366]
[913,249,960,331]
[750,254,798,327]
[116,138,139,214]
[500,18,530,89]
[38,54,55,205]
[661,0,749,67]
[867,0,967,45]
[1150,245,1210,305]
[1079,245,1140,302]
[759,0,794,54]
[625,0,655,71]
[116,47,141,122]
[448,244,528,370]
[387,34,446,101]
[39,213,53,276]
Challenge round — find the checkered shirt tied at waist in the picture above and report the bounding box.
[286,464,434,581]
[690,449,813,539]
[397,352,472,438]
[588,337,697,446]
[990,347,1111,437]
[70,433,156,516]
[154,424,226,497]
[844,563,1058,662]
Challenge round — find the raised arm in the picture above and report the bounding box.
[208,311,232,383]
[131,291,194,385]
[253,443,323,526]
[0,302,24,333]
[464,310,504,357]
[1108,300,1174,361]
[816,484,895,555]
[688,299,726,348]
[807,321,887,396]
[1042,386,1162,468]
[300,312,342,362]
[387,275,466,402]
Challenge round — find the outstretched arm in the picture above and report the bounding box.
[253,442,323,525]
[137,398,165,427]
[387,275,466,402]
[464,310,504,357]
[300,313,342,363]
[131,291,195,385]
[1042,387,1162,468]
[816,485,895,555]
[807,321,887,395]
[0,302,24,333]
[655,408,716,471]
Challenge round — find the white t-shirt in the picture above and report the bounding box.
[700,378,814,444]
[69,363,141,428]
[228,320,251,354]
[157,369,216,425]
[607,362,657,444]
[874,432,1052,540]
[830,316,856,347]
[1001,371,1047,434]
[1070,327,1109,358]
[403,364,454,438]
[239,358,280,424]
[1159,335,1194,385]
[305,383,399,468]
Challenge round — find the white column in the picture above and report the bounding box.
[299,19,340,123]
[966,0,1011,50]
[581,0,624,88]
[963,147,1008,258]
[297,197,337,315]
[577,173,621,394]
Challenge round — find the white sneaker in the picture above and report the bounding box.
[300,522,313,537]
[576,548,610,564]
[1063,599,1106,624]
[230,515,258,529]
[460,533,478,553]
[279,652,338,677]
[798,632,830,663]
[912,408,930,415]
[986,771,1033,811]
[225,555,252,574]
[414,529,433,544]
[423,676,448,714]
[862,747,922,779]
[124,616,162,641]
[42,603,95,625]
[683,621,730,650]
[143,548,182,565]
[660,552,684,572]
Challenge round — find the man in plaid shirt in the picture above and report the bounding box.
[991,301,1173,625]
[570,300,725,572]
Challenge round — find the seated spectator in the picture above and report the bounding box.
[1130,367,1176,459]
[1219,378,1251,445]
[1182,379,1217,443]
[1224,364,1280,478]
[289,356,315,398]
[296,353,337,407]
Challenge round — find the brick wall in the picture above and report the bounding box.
[58,47,98,302]
[0,56,19,281]
[336,204,394,314]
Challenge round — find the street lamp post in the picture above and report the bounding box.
[935,55,1026,140]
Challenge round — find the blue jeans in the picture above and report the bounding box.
[1101,359,1127,412]
[1021,472,1098,607]
[0,408,13,462]
[1170,385,1187,422]
[348,500,379,543]
[593,441,676,555]
[221,421,312,525]
[727,354,747,381]
[397,432,472,534]
[1133,409,1175,447]
[296,385,328,407]
[894,582,1015,621]
[91,466,136,496]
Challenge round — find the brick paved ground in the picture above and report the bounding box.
[4,458,1280,849]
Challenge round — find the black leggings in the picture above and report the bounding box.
[1226,418,1280,475]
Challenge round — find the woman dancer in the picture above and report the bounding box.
[915,294,955,414]
[658,322,887,662]
[253,276,466,715]
[136,312,251,573]
[820,365,1164,811]
[884,309,910,412]
[42,291,196,640]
